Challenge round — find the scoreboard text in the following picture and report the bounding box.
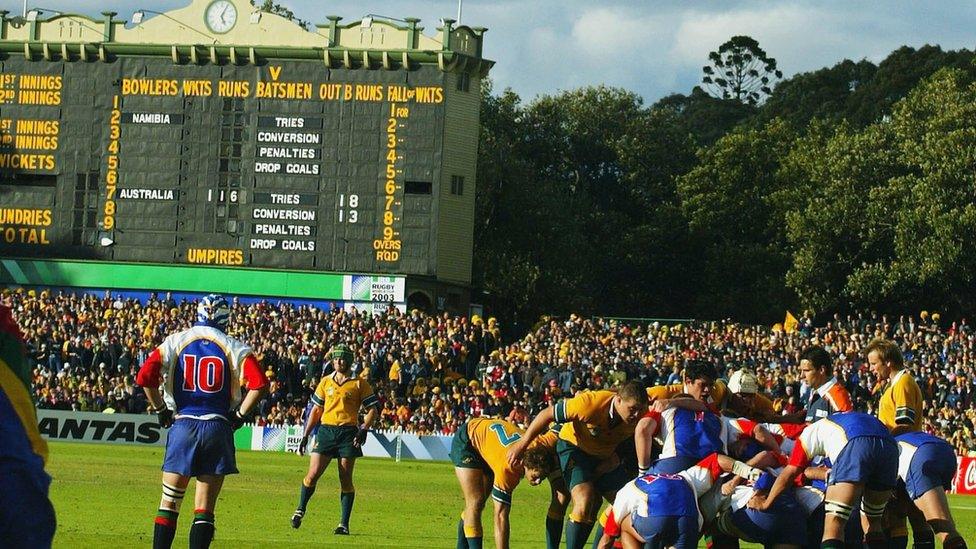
[0,56,445,275]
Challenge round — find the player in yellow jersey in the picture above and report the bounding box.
[291,344,379,535]
[507,380,648,549]
[451,417,560,549]
[866,338,922,435]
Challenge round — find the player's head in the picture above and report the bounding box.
[865,338,903,378]
[614,380,649,424]
[196,294,230,331]
[727,368,759,409]
[799,345,832,388]
[522,445,555,486]
[682,361,716,402]
[330,344,354,372]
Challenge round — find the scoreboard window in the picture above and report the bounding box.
[0,56,447,274]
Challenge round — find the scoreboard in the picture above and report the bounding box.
[0,55,448,275]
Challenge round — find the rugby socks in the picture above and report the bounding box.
[456,519,468,549]
[912,529,934,549]
[153,482,184,549]
[188,509,215,549]
[864,531,886,549]
[297,480,316,512]
[820,540,844,549]
[545,511,563,549]
[339,491,355,527]
[153,509,179,549]
[890,534,908,549]
[943,536,967,549]
[589,523,604,549]
[463,522,483,549]
[565,513,595,549]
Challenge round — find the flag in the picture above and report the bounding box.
[784,311,799,334]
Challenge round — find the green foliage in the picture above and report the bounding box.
[676,119,797,320]
[702,36,783,105]
[250,0,310,29]
[785,68,976,314]
[475,45,976,326]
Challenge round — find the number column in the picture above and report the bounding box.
[373,103,404,264]
[102,95,121,232]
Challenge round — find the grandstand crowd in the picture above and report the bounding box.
[6,287,976,455]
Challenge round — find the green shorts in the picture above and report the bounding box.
[556,439,631,493]
[313,424,363,458]
[450,421,488,471]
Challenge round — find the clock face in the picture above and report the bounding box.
[205,0,237,34]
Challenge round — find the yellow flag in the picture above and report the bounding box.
[784,311,799,334]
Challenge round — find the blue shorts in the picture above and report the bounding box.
[903,441,956,500]
[831,436,897,491]
[731,490,807,546]
[0,459,56,548]
[631,514,698,549]
[162,418,238,477]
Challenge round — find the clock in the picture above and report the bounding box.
[204,0,237,34]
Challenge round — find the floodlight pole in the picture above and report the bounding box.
[23,0,28,17]
[457,0,462,24]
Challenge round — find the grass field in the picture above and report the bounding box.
[48,442,976,548]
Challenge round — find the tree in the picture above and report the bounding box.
[784,68,976,314]
[676,119,797,321]
[251,0,310,29]
[702,36,783,105]
[654,87,756,146]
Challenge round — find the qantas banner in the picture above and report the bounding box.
[36,409,166,446]
[954,455,976,495]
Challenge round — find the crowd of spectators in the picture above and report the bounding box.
[6,287,976,455]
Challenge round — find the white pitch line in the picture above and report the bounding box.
[952,504,976,510]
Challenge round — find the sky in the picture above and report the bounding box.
[7,0,976,104]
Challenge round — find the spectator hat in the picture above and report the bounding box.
[728,368,759,394]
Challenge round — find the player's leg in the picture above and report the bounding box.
[334,456,357,534]
[861,487,892,549]
[154,472,190,549]
[886,488,912,549]
[188,474,224,549]
[913,487,967,548]
[292,450,332,528]
[906,500,935,549]
[821,481,861,548]
[455,466,488,549]
[566,480,600,549]
[617,514,646,549]
[546,476,570,549]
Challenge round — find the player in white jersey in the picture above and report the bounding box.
[747,412,896,549]
[137,294,268,549]
[597,452,763,549]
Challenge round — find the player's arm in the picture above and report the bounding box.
[778,410,808,424]
[237,354,269,418]
[136,347,173,427]
[353,381,380,447]
[890,378,920,435]
[635,413,659,474]
[506,404,555,467]
[660,396,707,412]
[751,423,781,453]
[492,499,511,549]
[749,430,812,511]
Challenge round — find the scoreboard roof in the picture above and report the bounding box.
[0,0,493,73]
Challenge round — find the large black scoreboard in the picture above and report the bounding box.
[0,56,445,275]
